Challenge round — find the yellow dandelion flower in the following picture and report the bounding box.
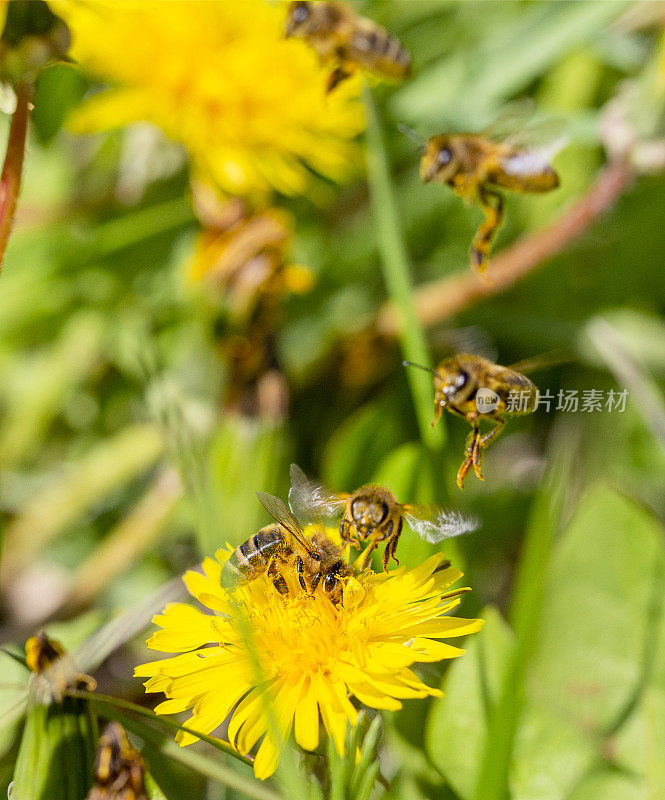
[48,0,365,199]
[135,549,483,779]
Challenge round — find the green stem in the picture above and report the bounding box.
[472,444,571,800]
[70,690,250,765]
[363,88,444,451]
[0,81,30,272]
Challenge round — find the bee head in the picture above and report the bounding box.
[351,494,389,535]
[285,2,313,37]
[421,135,457,183]
[433,358,474,408]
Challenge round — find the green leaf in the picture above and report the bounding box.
[144,771,169,800]
[32,64,89,145]
[13,694,97,800]
[426,607,515,800]
[566,770,645,800]
[510,705,597,800]
[527,485,665,736]
[611,685,665,800]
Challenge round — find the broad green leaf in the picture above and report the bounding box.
[612,586,665,798]
[32,64,89,145]
[13,695,97,800]
[510,705,597,800]
[145,772,169,800]
[566,771,645,800]
[612,685,665,800]
[426,607,515,800]
[527,485,665,735]
[372,441,421,496]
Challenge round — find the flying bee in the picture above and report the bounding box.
[285,1,411,93]
[86,722,148,800]
[404,353,543,489]
[25,631,97,702]
[418,107,562,272]
[221,491,352,605]
[289,464,478,571]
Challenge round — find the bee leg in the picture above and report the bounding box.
[341,518,361,550]
[310,571,322,593]
[473,417,506,479]
[327,66,351,93]
[382,521,402,571]
[267,559,289,595]
[360,537,379,570]
[74,673,97,691]
[295,555,308,593]
[457,423,480,490]
[470,188,504,273]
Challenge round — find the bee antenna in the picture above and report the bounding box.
[397,122,425,150]
[402,360,437,376]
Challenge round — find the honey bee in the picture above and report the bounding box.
[221,491,352,605]
[285,1,411,93]
[289,464,477,571]
[86,722,148,800]
[20,579,184,704]
[419,112,561,272]
[404,354,539,489]
[25,631,97,702]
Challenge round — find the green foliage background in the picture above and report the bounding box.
[1,1,665,799]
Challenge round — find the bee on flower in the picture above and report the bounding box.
[136,545,482,779]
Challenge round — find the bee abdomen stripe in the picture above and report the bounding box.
[239,540,254,558]
[254,530,282,551]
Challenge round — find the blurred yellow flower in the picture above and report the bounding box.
[135,550,482,779]
[48,0,364,199]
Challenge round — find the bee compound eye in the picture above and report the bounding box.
[456,369,469,389]
[379,502,390,523]
[437,148,452,167]
[293,4,309,23]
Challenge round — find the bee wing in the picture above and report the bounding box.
[508,348,573,375]
[288,464,346,518]
[404,506,479,543]
[256,490,317,556]
[484,99,568,157]
[431,325,498,362]
[482,97,536,142]
[68,575,187,676]
[501,117,568,152]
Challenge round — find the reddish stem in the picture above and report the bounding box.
[377,159,635,335]
[0,82,31,273]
